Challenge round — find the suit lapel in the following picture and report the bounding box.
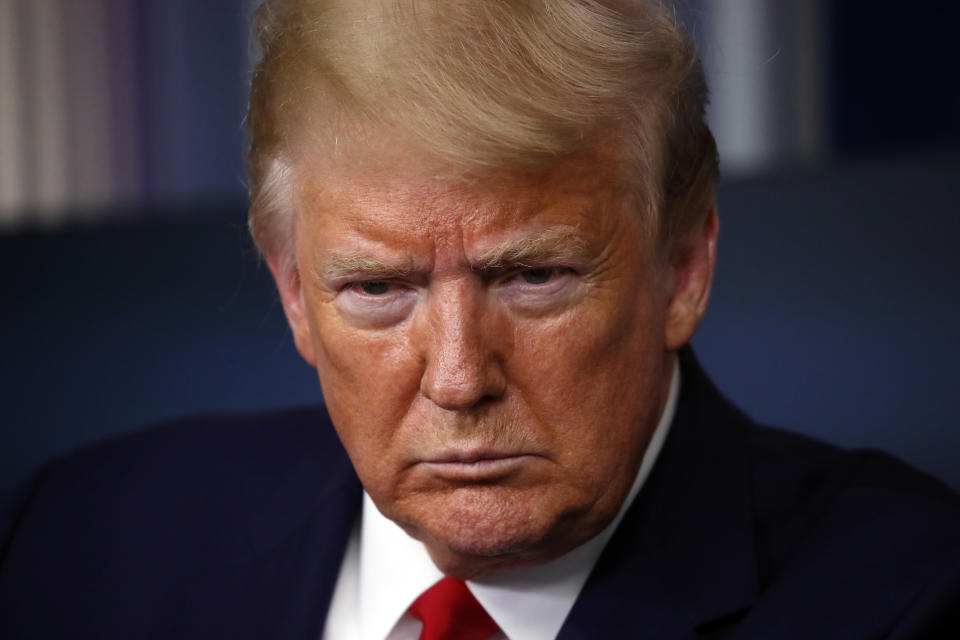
[559,350,759,638]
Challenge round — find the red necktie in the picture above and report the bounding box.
[408,577,500,640]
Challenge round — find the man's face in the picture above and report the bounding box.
[274,151,714,577]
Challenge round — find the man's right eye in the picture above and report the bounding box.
[337,280,416,328]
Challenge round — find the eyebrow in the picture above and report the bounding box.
[472,226,588,271]
[314,252,419,282]
[313,226,589,282]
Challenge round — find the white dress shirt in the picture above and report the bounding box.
[323,360,680,640]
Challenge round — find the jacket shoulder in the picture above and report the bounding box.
[746,422,960,564]
[5,405,344,536]
[0,406,359,637]
[677,351,960,635]
[744,423,960,636]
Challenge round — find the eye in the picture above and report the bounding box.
[337,280,417,328]
[499,266,578,315]
[356,281,392,295]
[518,268,557,285]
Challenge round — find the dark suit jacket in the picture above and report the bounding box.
[2,351,959,638]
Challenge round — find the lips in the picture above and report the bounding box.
[430,450,521,464]
[419,450,535,481]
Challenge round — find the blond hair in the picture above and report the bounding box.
[247,0,718,264]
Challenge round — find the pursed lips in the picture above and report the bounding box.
[419,449,538,480]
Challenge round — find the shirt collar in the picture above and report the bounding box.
[358,358,680,640]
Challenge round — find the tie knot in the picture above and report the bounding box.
[408,577,500,640]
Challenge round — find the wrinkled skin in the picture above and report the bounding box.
[270,151,717,578]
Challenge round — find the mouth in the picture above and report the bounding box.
[419,451,536,481]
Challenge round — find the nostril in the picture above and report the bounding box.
[475,393,499,407]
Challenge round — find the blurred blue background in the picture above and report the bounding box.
[2,0,959,505]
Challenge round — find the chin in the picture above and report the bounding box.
[394,485,595,575]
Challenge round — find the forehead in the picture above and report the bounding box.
[292,149,647,252]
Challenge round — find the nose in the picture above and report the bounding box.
[418,282,506,410]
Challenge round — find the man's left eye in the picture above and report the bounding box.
[357,281,392,295]
[519,268,556,285]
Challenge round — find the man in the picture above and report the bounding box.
[2,0,959,638]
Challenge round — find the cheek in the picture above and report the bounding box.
[515,282,662,395]
[509,286,666,470]
[305,303,421,462]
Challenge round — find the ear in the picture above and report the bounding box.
[664,206,719,351]
[267,253,318,367]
